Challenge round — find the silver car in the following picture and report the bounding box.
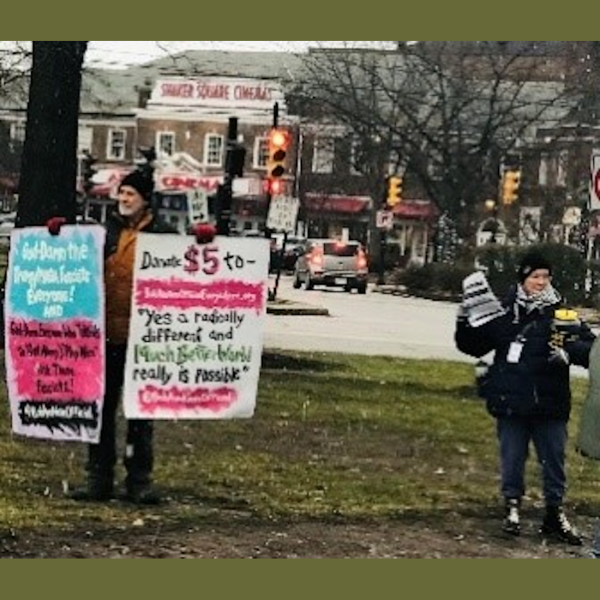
[293,238,368,294]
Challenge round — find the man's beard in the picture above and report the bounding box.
[118,204,138,217]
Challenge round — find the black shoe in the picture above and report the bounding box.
[502,498,521,536]
[540,506,582,546]
[68,480,114,502]
[123,484,161,506]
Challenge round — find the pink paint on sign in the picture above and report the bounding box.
[137,384,238,415]
[135,278,265,312]
[8,318,103,401]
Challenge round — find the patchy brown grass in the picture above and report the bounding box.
[1,350,599,558]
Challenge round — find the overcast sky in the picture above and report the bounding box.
[85,41,396,69]
[0,41,397,71]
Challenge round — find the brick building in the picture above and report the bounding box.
[4,44,599,261]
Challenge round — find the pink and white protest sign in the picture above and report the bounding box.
[4,225,106,442]
[123,233,269,419]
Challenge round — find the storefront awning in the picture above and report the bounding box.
[87,166,263,198]
[304,193,371,214]
[391,200,439,220]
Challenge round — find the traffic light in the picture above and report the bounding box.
[501,169,521,205]
[226,144,246,178]
[266,128,290,195]
[387,176,402,207]
[81,151,97,194]
[137,146,157,180]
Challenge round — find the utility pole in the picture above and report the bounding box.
[216,117,245,236]
[264,102,279,240]
[377,219,387,285]
[266,102,280,301]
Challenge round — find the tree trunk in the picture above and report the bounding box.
[17,42,87,227]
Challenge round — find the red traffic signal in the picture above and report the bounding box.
[267,128,290,179]
[264,178,285,196]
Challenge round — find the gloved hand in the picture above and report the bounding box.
[190,222,217,244]
[550,330,567,349]
[548,346,570,366]
[460,271,505,327]
[547,309,580,365]
[46,217,66,236]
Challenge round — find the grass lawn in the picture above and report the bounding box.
[1,349,600,542]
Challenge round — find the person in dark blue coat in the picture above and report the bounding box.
[455,251,595,545]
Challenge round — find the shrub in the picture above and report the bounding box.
[476,243,588,306]
[397,243,594,307]
[394,262,473,300]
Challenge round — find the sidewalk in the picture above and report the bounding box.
[266,283,406,316]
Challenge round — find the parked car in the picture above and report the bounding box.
[269,234,307,273]
[279,235,306,272]
[282,240,306,272]
[293,238,368,293]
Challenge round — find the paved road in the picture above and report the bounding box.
[265,276,467,362]
[264,275,590,379]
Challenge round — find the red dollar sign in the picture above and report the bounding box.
[184,245,200,273]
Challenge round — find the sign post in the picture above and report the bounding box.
[266,196,300,301]
[187,189,209,223]
[376,209,394,231]
[266,196,299,233]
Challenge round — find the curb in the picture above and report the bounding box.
[266,302,329,316]
[371,285,409,297]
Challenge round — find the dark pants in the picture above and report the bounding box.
[496,416,567,507]
[87,344,154,489]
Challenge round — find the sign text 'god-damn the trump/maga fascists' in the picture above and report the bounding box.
[5,226,106,442]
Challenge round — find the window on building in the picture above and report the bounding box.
[556,150,568,187]
[157,131,176,157]
[107,128,127,161]
[204,134,224,167]
[78,126,93,157]
[9,121,26,144]
[254,136,269,169]
[312,137,335,174]
[538,154,549,187]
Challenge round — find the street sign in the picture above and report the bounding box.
[187,189,209,223]
[376,209,394,230]
[266,196,299,233]
[590,151,600,211]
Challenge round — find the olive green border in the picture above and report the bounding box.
[0,8,595,591]
[1,2,596,38]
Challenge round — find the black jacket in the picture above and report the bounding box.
[455,285,595,420]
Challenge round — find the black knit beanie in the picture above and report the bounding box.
[119,170,154,203]
[517,251,552,283]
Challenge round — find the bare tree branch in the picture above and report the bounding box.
[295,41,578,243]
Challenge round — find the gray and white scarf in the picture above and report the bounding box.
[514,283,561,316]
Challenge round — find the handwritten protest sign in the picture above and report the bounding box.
[5,225,105,442]
[123,233,269,419]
